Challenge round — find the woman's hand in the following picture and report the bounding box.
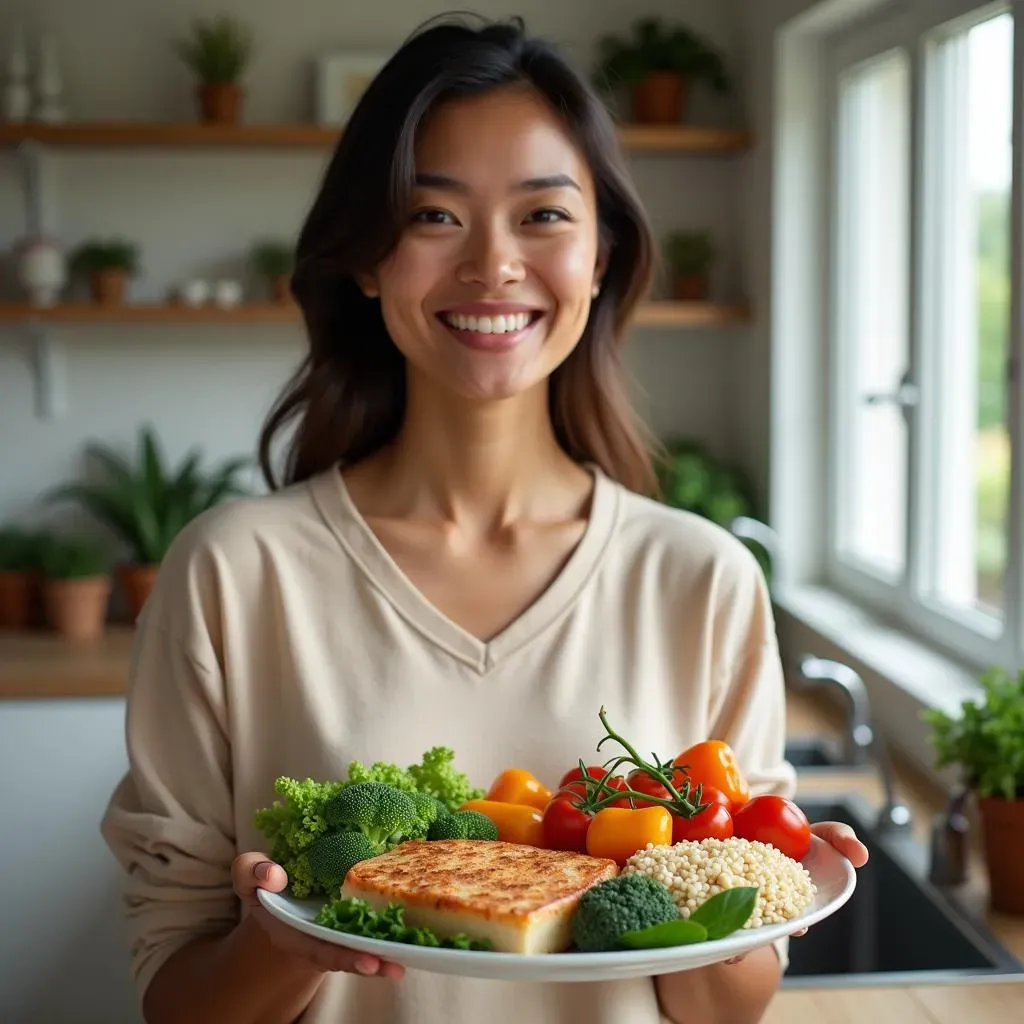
[233,852,406,980]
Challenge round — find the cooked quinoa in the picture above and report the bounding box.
[621,837,817,928]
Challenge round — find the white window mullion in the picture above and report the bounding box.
[1008,1,1024,670]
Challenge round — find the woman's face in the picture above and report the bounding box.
[365,85,604,403]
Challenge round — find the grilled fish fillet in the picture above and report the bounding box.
[340,839,619,954]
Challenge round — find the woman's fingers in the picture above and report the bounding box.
[232,852,289,907]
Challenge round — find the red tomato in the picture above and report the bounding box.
[693,785,731,812]
[732,795,812,861]
[559,765,626,799]
[542,795,593,852]
[672,803,734,843]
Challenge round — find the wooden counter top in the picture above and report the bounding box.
[0,626,134,698]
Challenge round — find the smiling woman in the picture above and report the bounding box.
[99,13,866,1024]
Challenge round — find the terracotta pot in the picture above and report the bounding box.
[0,570,37,629]
[44,576,111,642]
[673,273,711,302]
[272,274,292,303]
[199,83,243,124]
[118,563,160,621]
[631,72,688,125]
[90,268,128,305]
[978,796,1024,915]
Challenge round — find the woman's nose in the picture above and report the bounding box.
[455,224,525,290]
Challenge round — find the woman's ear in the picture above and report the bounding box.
[356,272,379,299]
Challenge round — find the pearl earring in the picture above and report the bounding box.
[592,283,601,298]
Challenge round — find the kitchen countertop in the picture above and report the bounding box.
[2,629,1023,1019]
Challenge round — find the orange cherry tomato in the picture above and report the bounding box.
[585,806,673,866]
[673,740,750,810]
[486,768,553,811]
[460,799,545,847]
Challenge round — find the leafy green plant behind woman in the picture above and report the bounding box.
[46,425,252,566]
[923,666,1024,801]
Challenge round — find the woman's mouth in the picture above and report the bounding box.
[437,309,545,351]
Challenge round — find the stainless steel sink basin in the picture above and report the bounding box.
[782,793,1024,987]
[785,736,855,769]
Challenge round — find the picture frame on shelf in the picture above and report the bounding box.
[314,52,389,125]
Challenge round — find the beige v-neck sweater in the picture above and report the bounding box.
[101,463,796,1024]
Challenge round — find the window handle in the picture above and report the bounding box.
[862,371,920,408]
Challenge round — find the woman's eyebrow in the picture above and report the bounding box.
[413,172,581,193]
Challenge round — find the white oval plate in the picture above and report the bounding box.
[257,836,857,982]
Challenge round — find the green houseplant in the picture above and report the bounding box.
[664,231,716,301]
[250,239,295,303]
[41,535,112,642]
[656,440,771,582]
[46,425,252,619]
[594,17,730,125]
[0,527,51,629]
[923,666,1024,914]
[69,238,140,305]
[174,14,254,124]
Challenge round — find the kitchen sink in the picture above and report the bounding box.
[781,793,1024,987]
[784,736,856,769]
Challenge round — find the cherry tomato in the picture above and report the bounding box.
[673,740,750,810]
[486,768,553,811]
[693,785,731,811]
[585,806,673,866]
[542,795,592,852]
[732,795,812,861]
[558,765,626,799]
[609,766,685,807]
[460,799,545,847]
[672,803,734,843]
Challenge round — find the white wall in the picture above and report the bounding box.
[0,2,762,1021]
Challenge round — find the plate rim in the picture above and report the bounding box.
[255,835,857,973]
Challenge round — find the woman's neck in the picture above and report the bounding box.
[354,379,591,528]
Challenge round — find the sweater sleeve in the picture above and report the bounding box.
[100,546,239,1000]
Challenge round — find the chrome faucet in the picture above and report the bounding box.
[729,516,782,582]
[795,656,913,833]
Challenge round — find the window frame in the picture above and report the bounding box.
[822,0,1024,675]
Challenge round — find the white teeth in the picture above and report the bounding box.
[444,312,533,334]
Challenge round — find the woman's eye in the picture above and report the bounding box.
[411,208,457,225]
[526,208,571,224]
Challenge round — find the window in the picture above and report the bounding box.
[827,2,1021,672]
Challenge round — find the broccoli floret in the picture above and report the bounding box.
[571,875,680,952]
[427,809,499,841]
[323,782,418,845]
[308,830,380,889]
[404,791,447,840]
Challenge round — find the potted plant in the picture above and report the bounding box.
[0,527,49,629]
[656,440,771,582]
[45,425,252,620]
[594,17,730,125]
[664,231,716,301]
[923,666,1024,915]
[69,238,140,305]
[174,14,254,124]
[250,239,295,303]
[40,535,112,642]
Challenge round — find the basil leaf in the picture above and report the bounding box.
[689,887,758,939]
[619,919,709,948]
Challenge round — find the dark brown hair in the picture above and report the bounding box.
[259,13,660,494]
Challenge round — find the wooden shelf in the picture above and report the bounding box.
[0,626,134,699]
[0,120,751,154]
[0,300,751,328]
